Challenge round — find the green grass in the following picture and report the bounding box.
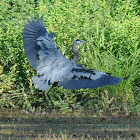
[0,0,140,114]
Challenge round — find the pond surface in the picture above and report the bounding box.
[0,109,140,139]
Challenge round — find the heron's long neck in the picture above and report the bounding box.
[72,43,79,63]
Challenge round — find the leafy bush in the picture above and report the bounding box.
[0,0,139,115]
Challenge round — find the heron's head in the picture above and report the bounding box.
[73,39,88,46]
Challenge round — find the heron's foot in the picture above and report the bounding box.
[48,106,55,114]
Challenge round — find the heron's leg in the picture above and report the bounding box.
[43,82,58,106]
[46,89,54,106]
[43,92,46,102]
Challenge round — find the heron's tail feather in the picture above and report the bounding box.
[124,74,131,80]
[32,75,50,91]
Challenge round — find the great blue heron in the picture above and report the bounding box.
[22,14,129,106]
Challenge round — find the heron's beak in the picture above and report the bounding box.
[83,41,88,43]
[81,40,88,44]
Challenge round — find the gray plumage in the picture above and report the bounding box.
[23,14,125,92]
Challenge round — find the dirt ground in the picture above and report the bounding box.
[0,109,140,139]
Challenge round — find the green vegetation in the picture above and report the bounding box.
[0,0,140,115]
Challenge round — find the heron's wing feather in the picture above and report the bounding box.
[22,14,62,70]
[32,58,123,91]
[32,58,72,91]
[59,66,123,89]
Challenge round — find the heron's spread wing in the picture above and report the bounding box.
[22,14,62,70]
[58,65,123,89]
[23,14,124,91]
